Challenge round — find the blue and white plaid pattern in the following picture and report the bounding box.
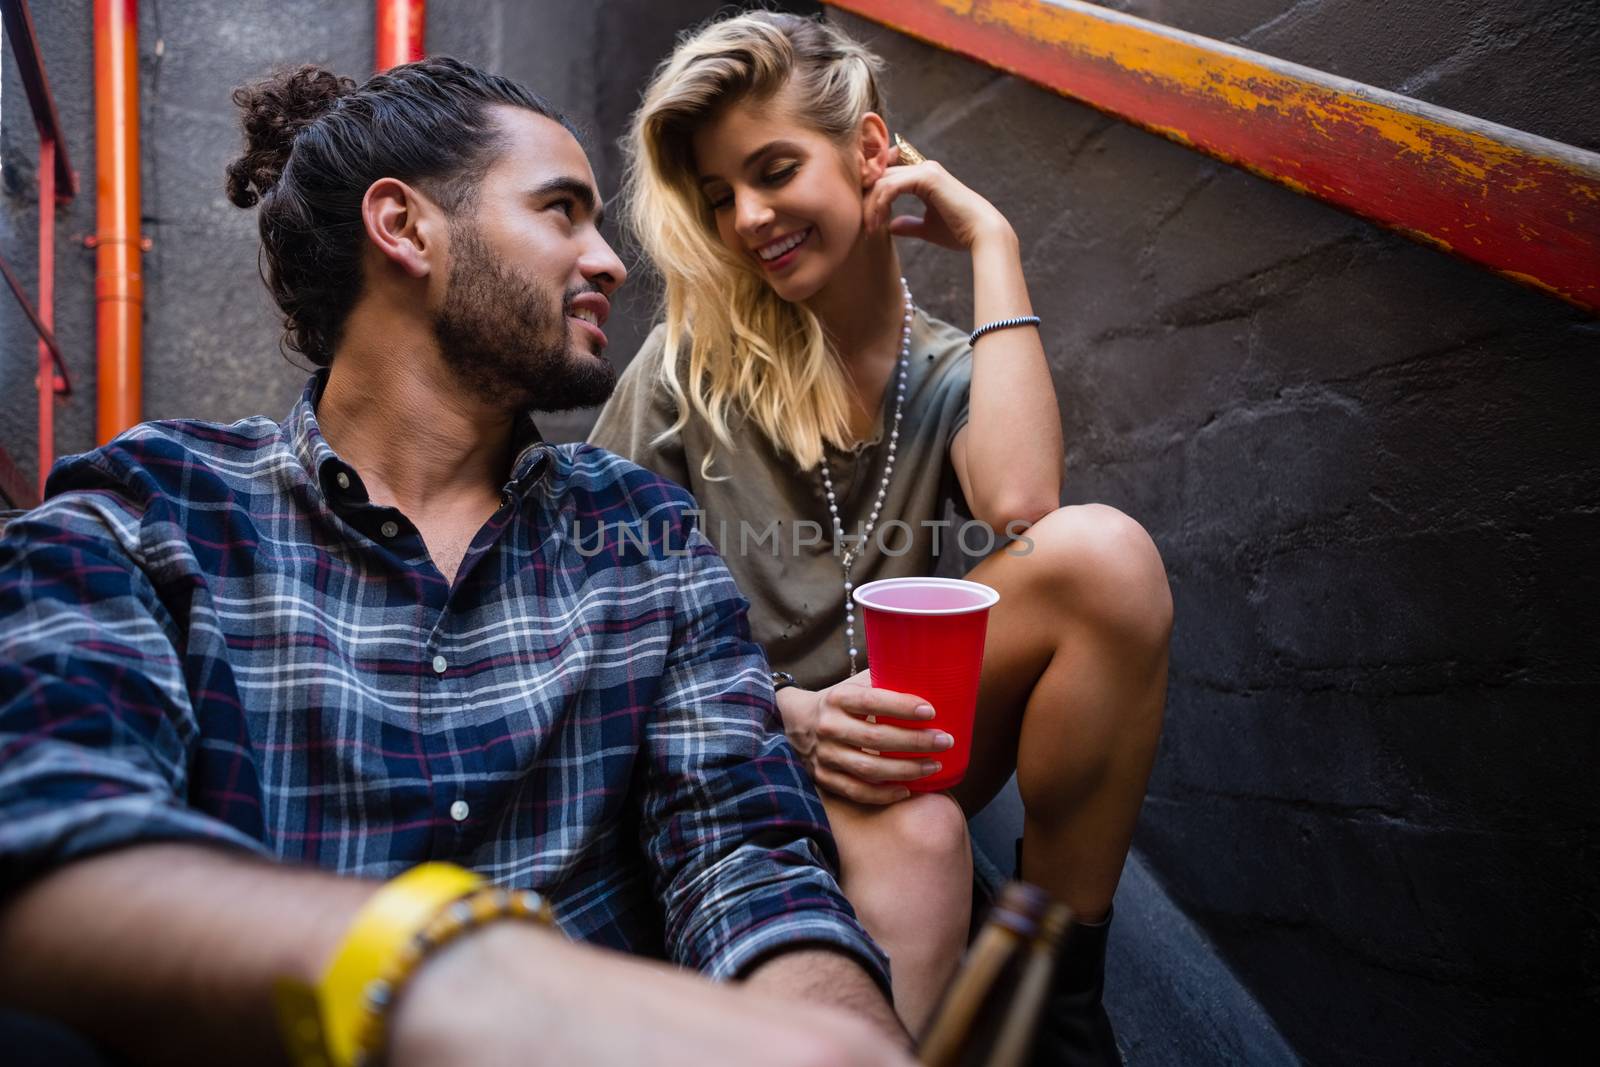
[0,374,887,988]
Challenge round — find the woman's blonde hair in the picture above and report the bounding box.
[623,11,887,476]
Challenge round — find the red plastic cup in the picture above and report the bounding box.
[852,577,1000,793]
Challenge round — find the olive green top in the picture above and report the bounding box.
[589,309,974,689]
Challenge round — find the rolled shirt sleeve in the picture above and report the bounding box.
[0,471,269,895]
[637,506,891,994]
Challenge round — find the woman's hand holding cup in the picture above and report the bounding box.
[776,669,956,805]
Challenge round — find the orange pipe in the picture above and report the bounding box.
[93,0,142,444]
[376,0,425,71]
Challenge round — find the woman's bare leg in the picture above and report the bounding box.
[950,504,1172,921]
[821,791,974,1033]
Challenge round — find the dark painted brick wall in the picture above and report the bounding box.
[3,1,1595,1063]
[832,2,1598,1062]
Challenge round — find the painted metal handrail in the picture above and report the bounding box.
[0,0,79,508]
[0,251,71,383]
[827,0,1600,315]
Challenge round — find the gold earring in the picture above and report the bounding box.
[892,133,927,166]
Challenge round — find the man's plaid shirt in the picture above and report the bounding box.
[0,374,887,988]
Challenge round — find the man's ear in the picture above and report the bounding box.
[858,112,892,188]
[361,178,440,279]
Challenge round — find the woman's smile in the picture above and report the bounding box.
[755,227,813,271]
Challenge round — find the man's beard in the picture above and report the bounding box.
[433,222,617,413]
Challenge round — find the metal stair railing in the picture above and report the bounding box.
[0,0,79,510]
[826,0,1600,316]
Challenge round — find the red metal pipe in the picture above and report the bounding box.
[93,0,143,444]
[0,0,77,197]
[1,0,77,505]
[37,137,55,499]
[376,0,425,71]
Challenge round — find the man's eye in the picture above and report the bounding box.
[552,198,576,219]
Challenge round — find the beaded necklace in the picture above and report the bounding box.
[818,277,914,676]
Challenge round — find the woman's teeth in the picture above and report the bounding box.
[758,230,809,261]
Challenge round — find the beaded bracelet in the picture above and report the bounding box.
[275,867,556,1067]
[350,885,556,1065]
[969,315,1042,347]
[278,863,484,1067]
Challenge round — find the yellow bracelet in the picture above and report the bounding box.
[276,863,481,1067]
[322,863,483,1066]
[349,884,555,1063]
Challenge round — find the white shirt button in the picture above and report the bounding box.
[449,800,470,822]
[335,472,351,490]
[431,655,448,674]
[380,521,399,538]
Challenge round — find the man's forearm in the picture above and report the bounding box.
[0,843,377,1066]
[745,948,911,1047]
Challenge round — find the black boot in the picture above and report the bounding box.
[1013,839,1121,1066]
[1030,908,1120,1066]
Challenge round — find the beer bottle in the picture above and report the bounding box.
[917,882,1073,1067]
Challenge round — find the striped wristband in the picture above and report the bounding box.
[969,315,1042,347]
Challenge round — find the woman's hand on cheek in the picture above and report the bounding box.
[864,150,1013,252]
[798,670,956,805]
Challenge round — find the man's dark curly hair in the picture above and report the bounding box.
[225,57,574,365]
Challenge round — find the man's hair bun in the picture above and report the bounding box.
[224,56,567,364]
[225,65,355,208]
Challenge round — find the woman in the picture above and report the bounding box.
[591,12,1172,1054]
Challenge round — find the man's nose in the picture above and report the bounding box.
[582,232,628,296]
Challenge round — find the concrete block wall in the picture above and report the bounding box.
[3,1,1595,1062]
[835,2,1597,1062]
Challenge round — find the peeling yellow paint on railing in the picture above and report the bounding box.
[828,0,1600,314]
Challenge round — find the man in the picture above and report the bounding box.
[0,58,912,1066]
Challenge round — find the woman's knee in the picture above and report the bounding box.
[874,792,971,873]
[1020,504,1172,651]
[838,793,970,899]
[847,794,971,938]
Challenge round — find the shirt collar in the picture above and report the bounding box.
[286,371,553,500]
[506,410,551,494]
